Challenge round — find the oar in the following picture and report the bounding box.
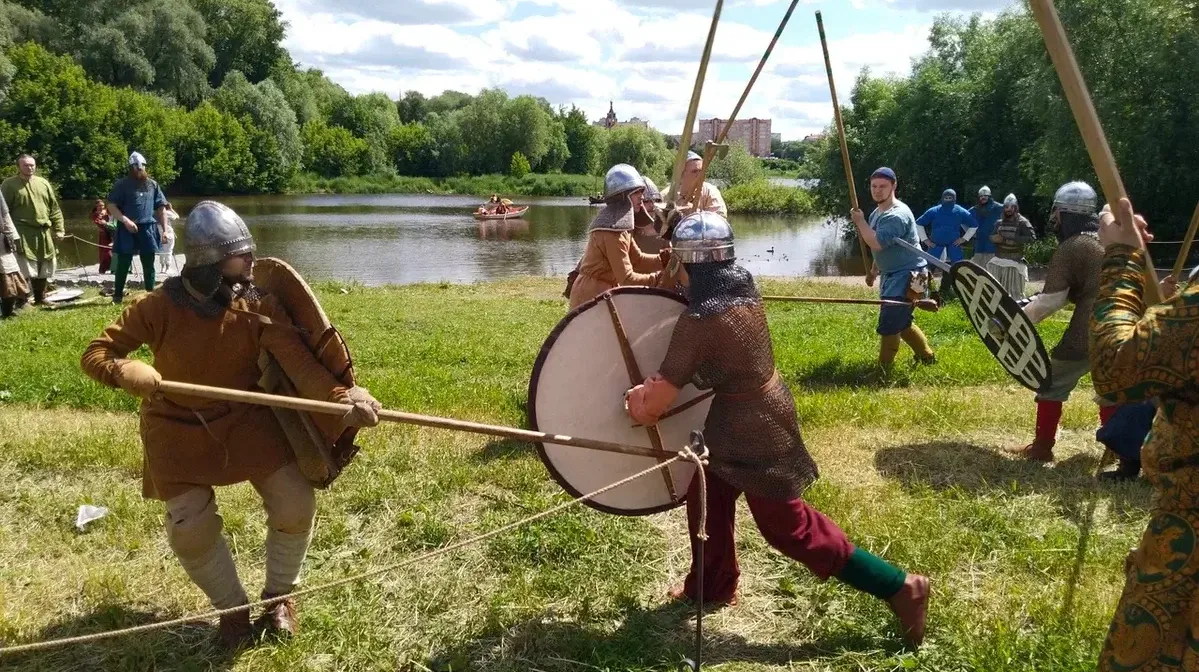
[762,295,940,311]
[1170,201,1199,283]
[1028,0,1161,304]
[683,0,801,209]
[816,10,870,275]
[156,380,672,460]
[663,0,724,210]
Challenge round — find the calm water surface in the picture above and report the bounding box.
[58,194,865,285]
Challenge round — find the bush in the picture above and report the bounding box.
[1024,236,1057,266]
[300,119,369,178]
[723,180,816,215]
[706,145,764,188]
[509,151,531,178]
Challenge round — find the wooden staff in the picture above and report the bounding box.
[762,295,939,311]
[816,10,871,274]
[664,0,724,207]
[684,0,801,208]
[1028,0,1161,304]
[1171,201,1199,281]
[156,380,672,460]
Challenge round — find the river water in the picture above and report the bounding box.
[56,194,865,285]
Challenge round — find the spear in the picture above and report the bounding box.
[663,0,725,210]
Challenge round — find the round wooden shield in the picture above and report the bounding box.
[528,287,712,516]
[949,261,1051,393]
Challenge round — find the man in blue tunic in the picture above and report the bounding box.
[968,186,1003,268]
[916,188,975,263]
[107,152,167,304]
[851,167,936,370]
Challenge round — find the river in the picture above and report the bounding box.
[56,194,866,286]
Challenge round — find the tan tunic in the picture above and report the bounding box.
[669,181,727,218]
[81,289,349,500]
[569,230,666,308]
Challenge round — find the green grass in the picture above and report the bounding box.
[288,172,604,198]
[0,277,1145,671]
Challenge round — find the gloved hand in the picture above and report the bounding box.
[339,385,381,428]
[115,359,161,399]
[658,247,673,267]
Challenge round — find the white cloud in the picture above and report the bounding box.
[290,0,508,25]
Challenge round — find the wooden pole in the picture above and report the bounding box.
[1027,0,1161,304]
[816,10,870,274]
[156,381,673,460]
[685,0,801,208]
[761,295,940,311]
[664,0,724,207]
[1171,201,1199,281]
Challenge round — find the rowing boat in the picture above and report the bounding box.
[473,206,529,220]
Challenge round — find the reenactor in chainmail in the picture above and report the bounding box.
[1007,181,1113,462]
[625,211,929,648]
[81,201,382,648]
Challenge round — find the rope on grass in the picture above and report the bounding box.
[0,447,709,655]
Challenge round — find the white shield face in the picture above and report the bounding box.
[528,288,712,516]
[950,261,1050,393]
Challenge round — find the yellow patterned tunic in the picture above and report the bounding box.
[1092,244,1199,671]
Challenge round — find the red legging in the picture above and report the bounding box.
[683,469,854,603]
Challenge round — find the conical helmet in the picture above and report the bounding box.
[184,201,255,266]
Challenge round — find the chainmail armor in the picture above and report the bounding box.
[165,263,263,319]
[658,262,819,500]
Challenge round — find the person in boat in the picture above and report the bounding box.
[850,167,936,372]
[80,201,382,648]
[625,211,929,649]
[567,164,669,309]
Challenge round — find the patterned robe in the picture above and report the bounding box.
[1092,245,1199,671]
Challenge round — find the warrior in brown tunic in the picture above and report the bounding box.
[626,211,929,648]
[81,201,381,648]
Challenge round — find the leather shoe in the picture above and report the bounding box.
[256,593,299,639]
[218,609,253,649]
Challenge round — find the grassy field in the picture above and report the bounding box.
[0,277,1147,671]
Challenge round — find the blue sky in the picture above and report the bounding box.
[273,0,1016,140]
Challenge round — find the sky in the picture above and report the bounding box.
[271,0,1017,141]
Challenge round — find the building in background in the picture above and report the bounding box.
[803,132,826,143]
[696,117,772,157]
[594,101,649,130]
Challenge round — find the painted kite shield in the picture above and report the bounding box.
[253,257,361,488]
[528,287,712,516]
[949,260,1051,393]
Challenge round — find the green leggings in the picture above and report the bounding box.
[112,252,157,302]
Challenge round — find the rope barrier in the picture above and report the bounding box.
[65,235,112,250]
[0,447,707,656]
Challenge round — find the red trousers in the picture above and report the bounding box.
[684,469,854,603]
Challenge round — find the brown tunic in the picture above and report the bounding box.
[81,289,350,501]
[569,230,665,309]
[657,303,818,500]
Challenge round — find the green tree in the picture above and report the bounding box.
[427,90,473,115]
[707,145,764,188]
[603,125,669,181]
[457,89,508,173]
[190,0,287,86]
[111,88,183,188]
[212,71,302,190]
[502,95,552,170]
[561,105,601,175]
[300,119,369,178]
[509,151,531,178]
[388,122,437,176]
[176,101,257,193]
[397,90,428,124]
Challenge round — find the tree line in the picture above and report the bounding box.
[0,0,681,200]
[807,0,1199,238]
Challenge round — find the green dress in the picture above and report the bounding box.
[1092,244,1199,671]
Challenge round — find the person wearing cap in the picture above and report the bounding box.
[986,194,1036,300]
[107,152,168,303]
[1,154,64,305]
[850,167,937,371]
[567,164,670,309]
[667,150,727,220]
[80,201,382,648]
[968,186,1004,267]
[626,210,929,649]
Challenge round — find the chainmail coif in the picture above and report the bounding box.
[684,260,760,318]
[165,263,263,318]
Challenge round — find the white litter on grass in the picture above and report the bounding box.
[75,504,108,531]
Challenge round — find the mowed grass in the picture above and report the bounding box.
[0,277,1147,671]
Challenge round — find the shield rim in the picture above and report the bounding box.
[528,286,694,517]
[949,260,1051,393]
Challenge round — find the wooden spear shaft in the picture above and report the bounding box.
[664,0,724,207]
[156,380,671,460]
[1028,0,1161,304]
[1171,201,1199,281]
[762,295,930,308]
[816,10,870,275]
[685,0,801,208]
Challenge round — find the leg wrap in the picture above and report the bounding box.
[880,334,901,368]
[254,464,316,595]
[900,325,934,359]
[165,488,248,610]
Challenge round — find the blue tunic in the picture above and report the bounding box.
[969,200,1003,254]
[916,203,974,263]
[870,199,925,298]
[108,176,165,255]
